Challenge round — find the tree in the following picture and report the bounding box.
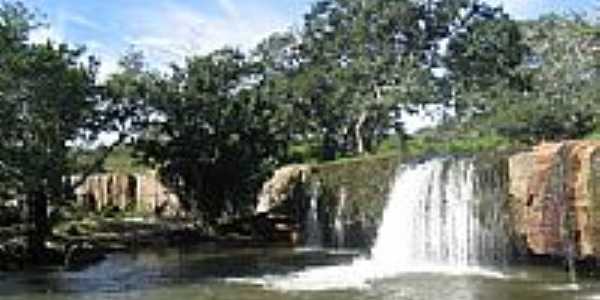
[470,15,600,142]
[289,0,436,159]
[443,4,529,119]
[0,2,132,262]
[135,48,290,225]
[285,0,524,160]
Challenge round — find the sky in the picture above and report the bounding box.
[19,0,597,80]
[14,0,598,135]
[22,0,315,79]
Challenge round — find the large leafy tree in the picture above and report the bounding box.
[470,15,600,142]
[251,32,301,157]
[292,0,433,159]
[443,4,529,119]
[0,2,131,262]
[288,0,525,160]
[135,48,290,225]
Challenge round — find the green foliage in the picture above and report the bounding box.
[133,49,291,224]
[288,142,322,164]
[445,8,528,90]
[0,2,136,259]
[277,0,526,160]
[289,0,432,159]
[466,15,600,143]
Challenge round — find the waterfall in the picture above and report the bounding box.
[333,187,347,248]
[370,158,505,267]
[251,158,507,291]
[304,181,323,247]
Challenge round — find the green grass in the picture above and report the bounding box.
[288,142,321,164]
[102,148,149,173]
[76,146,151,174]
[376,132,519,158]
[406,134,516,155]
[584,129,600,140]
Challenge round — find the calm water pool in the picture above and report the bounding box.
[0,246,599,300]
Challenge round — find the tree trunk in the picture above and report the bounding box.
[354,111,368,155]
[27,189,48,263]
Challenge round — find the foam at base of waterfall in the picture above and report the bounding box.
[542,283,581,291]
[228,259,506,291]
[293,247,360,255]
[293,247,324,253]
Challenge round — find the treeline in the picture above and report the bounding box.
[1,1,600,261]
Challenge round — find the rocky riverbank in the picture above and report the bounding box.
[0,215,300,272]
[0,218,212,271]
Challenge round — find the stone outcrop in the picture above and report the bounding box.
[255,164,311,214]
[508,141,600,259]
[70,171,182,217]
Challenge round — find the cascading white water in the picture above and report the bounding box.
[370,158,500,267]
[333,187,347,248]
[235,158,507,290]
[304,181,323,247]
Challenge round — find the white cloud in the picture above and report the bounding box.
[485,0,593,19]
[122,1,290,69]
[485,0,545,19]
[84,40,121,82]
[28,24,64,44]
[63,12,103,32]
[29,1,306,79]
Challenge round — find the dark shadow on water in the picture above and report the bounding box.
[0,245,357,298]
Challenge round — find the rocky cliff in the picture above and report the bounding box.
[69,171,182,217]
[508,141,600,259]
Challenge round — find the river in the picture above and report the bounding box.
[0,246,599,300]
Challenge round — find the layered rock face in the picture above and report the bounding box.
[69,171,182,217]
[509,141,600,259]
